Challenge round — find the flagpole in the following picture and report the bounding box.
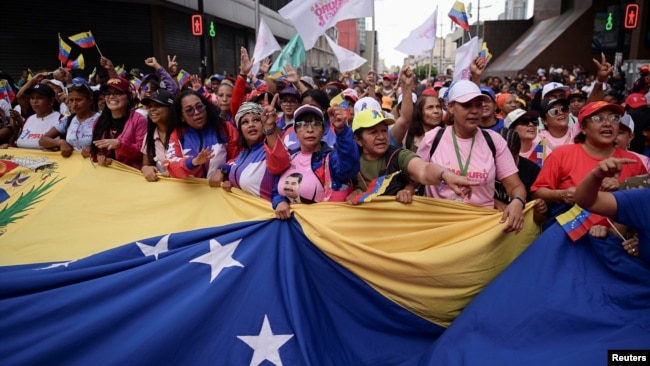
[95,44,104,58]
[371,15,376,71]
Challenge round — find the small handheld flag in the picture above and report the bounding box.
[448,1,471,32]
[69,31,96,49]
[58,34,71,64]
[66,55,85,70]
[176,69,191,86]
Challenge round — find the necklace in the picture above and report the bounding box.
[451,126,476,176]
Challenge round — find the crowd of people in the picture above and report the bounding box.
[1,49,649,260]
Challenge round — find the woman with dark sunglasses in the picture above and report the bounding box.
[504,108,542,166]
[165,90,239,186]
[536,98,578,163]
[39,80,100,158]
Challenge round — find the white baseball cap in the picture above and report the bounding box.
[397,92,417,105]
[504,108,540,129]
[541,82,570,99]
[447,80,490,104]
[620,113,635,132]
[354,96,382,115]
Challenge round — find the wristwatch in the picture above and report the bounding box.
[263,124,276,135]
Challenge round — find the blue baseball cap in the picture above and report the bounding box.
[479,86,495,102]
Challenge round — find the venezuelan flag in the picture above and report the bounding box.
[131,77,142,90]
[448,1,470,32]
[68,30,96,49]
[65,54,85,70]
[556,204,606,242]
[115,64,126,78]
[176,69,191,86]
[58,34,71,63]
[352,171,400,204]
[0,149,544,364]
[0,79,16,104]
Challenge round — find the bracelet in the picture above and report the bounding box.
[438,168,447,184]
[512,195,526,207]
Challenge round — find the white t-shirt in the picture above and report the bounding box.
[16,111,61,149]
[54,112,100,150]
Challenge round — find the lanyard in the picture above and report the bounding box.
[451,126,475,176]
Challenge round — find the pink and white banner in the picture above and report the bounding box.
[325,35,367,72]
[279,0,374,50]
[395,7,438,56]
[252,18,281,76]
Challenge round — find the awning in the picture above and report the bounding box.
[486,7,589,77]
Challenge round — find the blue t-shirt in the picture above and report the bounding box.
[613,188,650,264]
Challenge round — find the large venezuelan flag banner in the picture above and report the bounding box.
[0,148,557,364]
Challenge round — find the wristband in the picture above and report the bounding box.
[263,124,276,135]
[512,195,526,207]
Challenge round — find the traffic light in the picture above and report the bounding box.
[624,4,639,29]
[191,14,203,36]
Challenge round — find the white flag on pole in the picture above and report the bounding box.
[395,7,438,56]
[251,18,282,76]
[453,36,479,80]
[325,35,367,72]
[279,0,374,50]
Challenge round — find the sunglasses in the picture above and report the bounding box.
[547,106,569,117]
[141,85,159,92]
[589,114,621,124]
[68,82,93,93]
[515,118,538,126]
[295,120,324,129]
[183,103,206,116]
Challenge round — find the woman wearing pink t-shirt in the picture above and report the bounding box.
[417,80,527,234]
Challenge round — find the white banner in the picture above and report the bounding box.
[453,36,479,81]
[395,7,438,56]
[325,35,367,72]
[251,18,282,76]
[279,0,374,50]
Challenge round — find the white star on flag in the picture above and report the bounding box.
[190,239,244,283]
[237,315,294,366]
[136,234,170,260]
[37,259,78,270]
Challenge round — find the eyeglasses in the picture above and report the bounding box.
[280,99,298,105]
[589,114,621,124]
[105,91,127,97]
[547,106,569,117]
[295,120,324,129]
[515,119,538,126]
[141,85,159,92]
[183,103,206,116]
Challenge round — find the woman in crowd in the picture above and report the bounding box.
[403,89,443,152]
[220,98,289,201]
[614,114,650,171]
[12,83,61,149]
[140,89,174,181]
[347,108,478,205]
[532,101,647,223]
[165,89,239,186]
[478,86,504,131]
[416,80,527,234]
[39,80,100,158]
[282,88,336,151]
[275,86,300,131]
[537,98,578,160]
[91,77,147,169]
[215,79,234,123]
[495,92,517,119]
[504,108,542,166]
[272,104,359,220]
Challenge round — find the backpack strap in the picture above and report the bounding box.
[405,132,415,151]
[481,129,497,161]
[428,126,446,158]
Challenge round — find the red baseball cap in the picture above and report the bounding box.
[578,101,624,125]
[382,74,393,81]
[625,93,648,109]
